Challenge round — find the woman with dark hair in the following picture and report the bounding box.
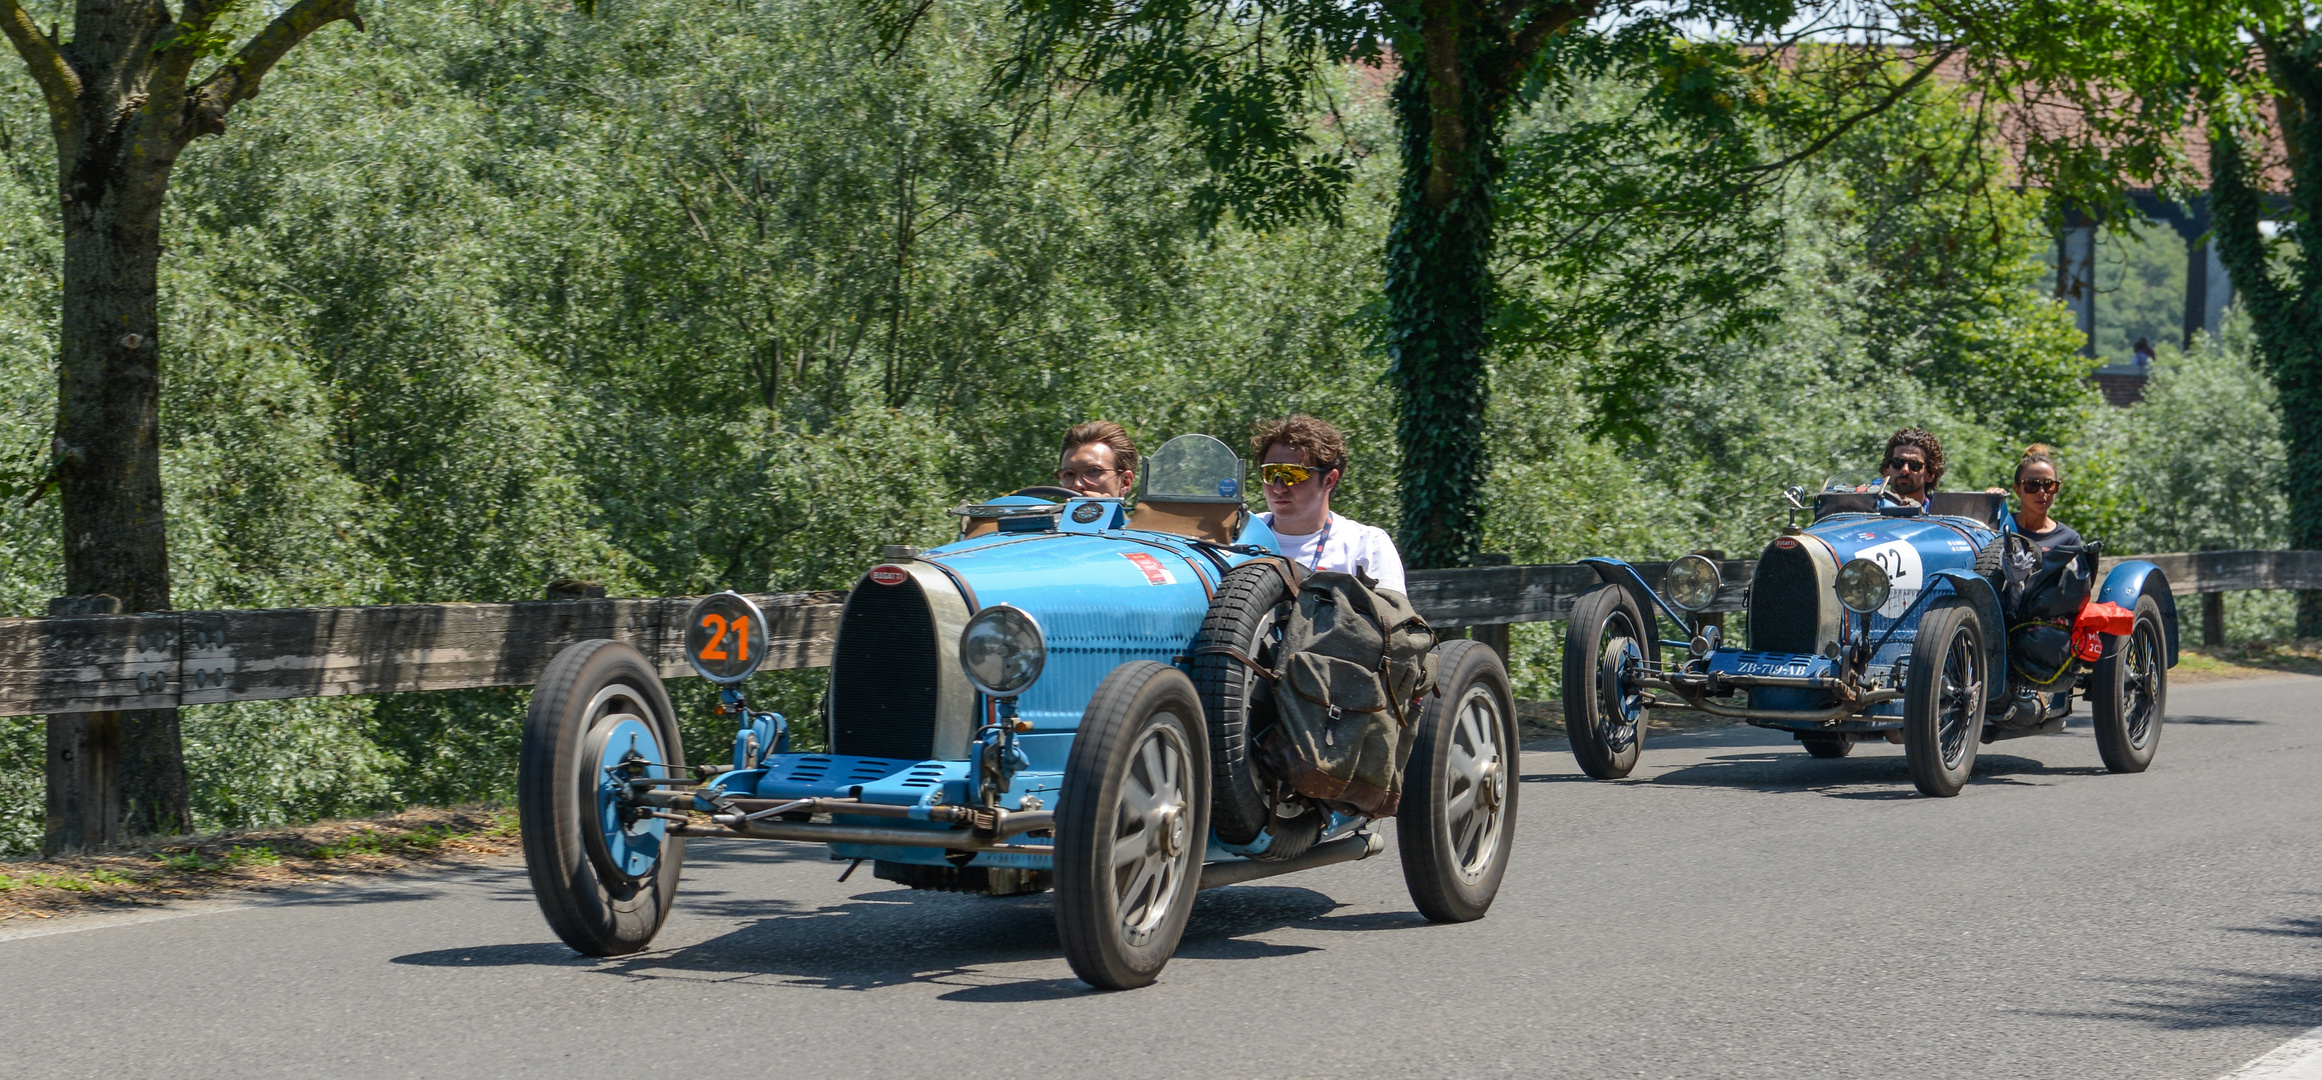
[2012,444,2081,551]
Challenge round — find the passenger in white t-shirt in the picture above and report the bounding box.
[1249,415,1407,595]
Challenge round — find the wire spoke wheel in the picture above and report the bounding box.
[1936,622,1982,768]
[1903,598,1985,798]
[2094,594,2168,774]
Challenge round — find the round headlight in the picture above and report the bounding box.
[1664,554,1722,612]
[959,604,1046,698]
[1836,558,1892,615]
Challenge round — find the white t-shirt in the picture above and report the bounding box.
[1264,512,1407,595]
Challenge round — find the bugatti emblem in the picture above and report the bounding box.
[869,565,909,586]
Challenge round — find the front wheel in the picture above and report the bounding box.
[2092,594,2167,773]
[1902,599,1986,797]
[1054,661,1211,990]
[1562,584,1650,779]
[518,640,686,956]
[1399,640,1518,923]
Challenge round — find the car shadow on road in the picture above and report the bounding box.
[1555,749,2110,798]
[2036,910,2322,1032]
[391,881,1396,1000]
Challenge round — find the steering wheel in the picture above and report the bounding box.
[1010,485,1083,503]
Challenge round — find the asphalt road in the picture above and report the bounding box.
[6,675,2320,1080]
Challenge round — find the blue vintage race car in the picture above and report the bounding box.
[1561,479,2180,797]
[516,435,1518,988]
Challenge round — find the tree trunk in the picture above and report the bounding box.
[46,97,190,852]
[1387,0,1499,571]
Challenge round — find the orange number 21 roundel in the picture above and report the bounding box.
[684,591,770,684]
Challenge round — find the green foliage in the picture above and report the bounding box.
[2078,318,2288,553]
[0,0,2291,852]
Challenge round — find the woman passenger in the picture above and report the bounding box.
[2011,444,2081,551]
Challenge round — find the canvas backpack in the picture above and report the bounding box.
[1256,569,1439,817]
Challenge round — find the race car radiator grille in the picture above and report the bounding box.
[828,578,940,761]
[1750,542,1824,654]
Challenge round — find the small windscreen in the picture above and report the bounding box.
[1927,491,2004,527]
[1814,492,1879,520]
[1823,473,1887,495]
[1140,434,1246,504]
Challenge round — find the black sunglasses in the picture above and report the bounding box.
[1884,457,1927,472]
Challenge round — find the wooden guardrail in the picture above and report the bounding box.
[1,550,2314,720]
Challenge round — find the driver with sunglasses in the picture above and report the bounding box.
[1879,427,1945,506]
[1250,415,1407,595]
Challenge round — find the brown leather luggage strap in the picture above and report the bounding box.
[1193,644,1275,682]
[1258,556,1304,599]
[1377,656,1411,727]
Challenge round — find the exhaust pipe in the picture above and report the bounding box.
[1198,832,1384,890]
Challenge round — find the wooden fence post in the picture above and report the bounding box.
[43,594,123,855]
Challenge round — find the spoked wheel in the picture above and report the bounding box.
[1189,563,1295,849]
[519,640,686,956]
[1400,640,1518,923]
[1563,584,1650,779]
[1903,599,1986,797]
[1799,734,1854,759]
[1054,661,1211,990]
[2092,594,2167,773]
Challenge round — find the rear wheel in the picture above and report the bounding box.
[518,640,686,956]
[1563,585,1650,779]
[1902,599,1986,797]
[2092,594,2166,773]
[1399,640,1517,923]
[1799,735,1853,759]
[1189,563,1293,845]
[1054,662,1210,991]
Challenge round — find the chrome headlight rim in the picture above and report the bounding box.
[1836,557,1892,615]
[958,604,1046,699]
[1663,554,1722,612]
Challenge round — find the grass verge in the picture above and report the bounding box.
[2172,639,2322,682]
[0,805,517,924]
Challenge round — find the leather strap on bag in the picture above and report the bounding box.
[1193,643,1275,682]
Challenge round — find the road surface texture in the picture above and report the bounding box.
[5,675,2319,1080]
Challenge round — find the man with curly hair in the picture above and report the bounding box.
[1249,415,1407,594]
[1881,427,1945,506]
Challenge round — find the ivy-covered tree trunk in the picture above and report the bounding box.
[2208,62,2322,636]
[1385,0,1596,569]
[1386,5,1501,571]
[3,0,365,850]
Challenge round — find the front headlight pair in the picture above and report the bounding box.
[1666,549,1891,617]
